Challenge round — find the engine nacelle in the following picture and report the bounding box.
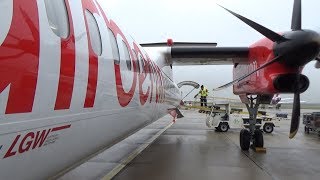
[273,74,309,93]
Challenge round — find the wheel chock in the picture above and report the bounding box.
[253,147,266,153]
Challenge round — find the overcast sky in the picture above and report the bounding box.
[99,0,320,103]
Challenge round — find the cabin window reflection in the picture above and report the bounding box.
[133,50,140,73]
[122,41,132,71]
[108,28,120,64]
[139,55,145,73]
[85,10,102,56]
[44,0,70,38]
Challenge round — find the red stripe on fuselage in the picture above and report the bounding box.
[52,124,71,132]
[55,0,76,110]
[133,43,150,105]
[84,55,98,107]
[0,1,40,114]
[83,0,100,108]
[110,20,138,107]
[55,40,76,110]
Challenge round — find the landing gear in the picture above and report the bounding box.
[240,129,250,150]
[239,95,266,151]
[304,126,310,134]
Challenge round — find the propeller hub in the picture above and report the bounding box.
[274,30,320,67]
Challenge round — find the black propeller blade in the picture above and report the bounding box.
[289,73,301,138]
[289,0,307,138]
[316,57,320,68]
[291,0,301,31]
[315,60,320,68]
[218,5,287,42]
[214,55,282,91]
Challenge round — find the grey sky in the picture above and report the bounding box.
[99,0,320,103]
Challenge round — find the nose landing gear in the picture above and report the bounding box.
[240,95,266,152]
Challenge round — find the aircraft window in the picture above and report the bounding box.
[108,28,120,64]
[132,50,140,73]
[122,40,132,71]
[85,10,102,56]
[139,55,145,72]
[44,0,70,38]
[151,63,154,74]
[149,63,154,74]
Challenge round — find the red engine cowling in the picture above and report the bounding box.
[273,73,309,93]
[233,37,306,95]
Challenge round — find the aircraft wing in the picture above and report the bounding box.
[141,42,249,65]
[169,46,249,65]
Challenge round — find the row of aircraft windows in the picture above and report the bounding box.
[44,0,153,74]
[45,0,103,56]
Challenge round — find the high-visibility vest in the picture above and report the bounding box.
[199,88,208,97]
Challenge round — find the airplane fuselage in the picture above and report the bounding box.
[0,0,180,179]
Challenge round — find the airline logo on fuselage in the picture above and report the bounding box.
[3,125,71,159]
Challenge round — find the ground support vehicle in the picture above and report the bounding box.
[206,103,275,133]
[303,112,320,136]
[274,113,289,121]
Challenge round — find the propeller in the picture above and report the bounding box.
[289,0,302,138]
[217,5,287,42]
[316,57,320,68]
[316,60,320,68]
[218,0,320,138]
[289,73,301,138]
[291,0,301,31]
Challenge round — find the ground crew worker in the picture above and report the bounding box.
[195,85,208,107]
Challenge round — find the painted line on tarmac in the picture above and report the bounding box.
[101,121,175,180]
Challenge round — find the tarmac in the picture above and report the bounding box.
[59,109,320,180]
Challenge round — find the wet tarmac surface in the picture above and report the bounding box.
[60,110,320,180]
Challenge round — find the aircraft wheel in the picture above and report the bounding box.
[263,123,274,133]
[218,122,229,132]
[240,129,250,151]
[253,129,264,148]
[305,126,310,134]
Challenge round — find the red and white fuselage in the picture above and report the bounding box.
[0,0,180,179]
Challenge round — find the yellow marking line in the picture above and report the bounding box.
[101,121,175,180]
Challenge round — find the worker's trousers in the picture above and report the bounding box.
[200,96,207,107]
